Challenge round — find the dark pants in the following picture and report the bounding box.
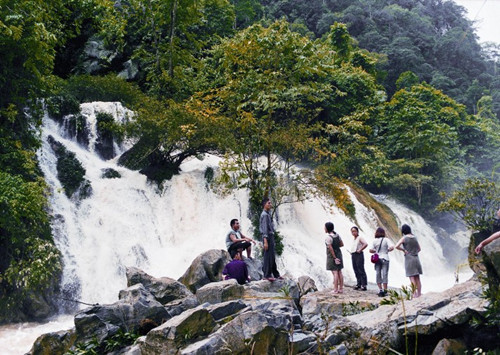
[228,240,251,256]
[263,234,280,278]
[351,252,367,287]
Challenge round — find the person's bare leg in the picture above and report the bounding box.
[332,271,338,293]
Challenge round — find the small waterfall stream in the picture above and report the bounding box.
[0,102,472,354]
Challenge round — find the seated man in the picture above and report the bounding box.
[222,251,250,285]
[225,219,256,259]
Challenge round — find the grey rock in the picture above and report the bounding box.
[164,296,200,318]
[26,328,76,355]
[75,284,170,343]
[298,275,318,296]
[431,338,467,355]
[141,306,216,355]
[126,267,193,304]
[205,299,248,321]
[244,256,264,281]
[195,279,244,304]
[178,249,232,293]
[289,331,316,354]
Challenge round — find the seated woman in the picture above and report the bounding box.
[222,251,250,285]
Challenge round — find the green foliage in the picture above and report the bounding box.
[46,94,82,121]
[259,0,499,119]
[66,330,140,355]
[0,171,62,320]
[395,71,419,91]
[119,98,220,184]
[379,285,415,306]
[58,149,87,197]
[63,75,145,108]
[374,83,467,209]
[342,301,377,316]
[197,20,381,222]
[437,178,500,234]
[48,136,88,197]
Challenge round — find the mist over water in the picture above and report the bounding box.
[0,102,472,354]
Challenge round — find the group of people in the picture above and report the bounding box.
[223,199,500,297]
[325,222,423,298]
[223,198,282,284]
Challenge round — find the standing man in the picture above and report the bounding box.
[226,219,256,259]
[260,198,282,281]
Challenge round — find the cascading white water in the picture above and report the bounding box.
[0,102,472,354]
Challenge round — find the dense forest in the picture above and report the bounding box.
[1,0,500,321]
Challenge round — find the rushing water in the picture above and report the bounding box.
[0,102,472,354]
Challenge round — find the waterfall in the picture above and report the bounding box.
[37,101,468,302]
[0,102,471,354]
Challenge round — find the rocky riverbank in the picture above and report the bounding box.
[27,245,500,354]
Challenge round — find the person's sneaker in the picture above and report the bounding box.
[377,290,386,297]
[265,277,276,282]
[354,285,361,290]
[361,286,367,291]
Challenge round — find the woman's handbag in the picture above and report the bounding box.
[371,237,384,264]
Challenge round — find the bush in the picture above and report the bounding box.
[65,74,145,108]
[46,94,81,120]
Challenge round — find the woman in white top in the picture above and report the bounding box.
[369,227,394,297]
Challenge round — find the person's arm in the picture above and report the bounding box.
[327,244,337,259]
[229,232,239,243]
[394,237,407,254]
[357,237,368,252]
[240,232,256,244]
[475,231,500,254]
[387,239,394,252]
[338,236,344,248]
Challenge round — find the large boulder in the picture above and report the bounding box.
[243,278,300,305]
[141,305,216,355]
[481,238,500,293]
[345,279,488,352]
[245,256,264,281]
[74,284,170,343]
[126,267,193,304]
[178,249,232,293]
[180,310,289,355]
[164,296,200,318]
[195,279,244,304]
[27,329,76,355]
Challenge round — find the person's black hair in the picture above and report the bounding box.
[262,197,270,207]
[230,250,239,259]
[230,219,238,227]
[351,226,359,232]
[401,224,412,235]
[325,222,334,233]
[375,227,386,238]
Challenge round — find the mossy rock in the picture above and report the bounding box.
[349,184,399,239]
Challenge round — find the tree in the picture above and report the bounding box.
[437,177,500,234]
[117,0,235,99]
[118,97,223,184]
[195,20,380,219]
[375,83,467,208]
